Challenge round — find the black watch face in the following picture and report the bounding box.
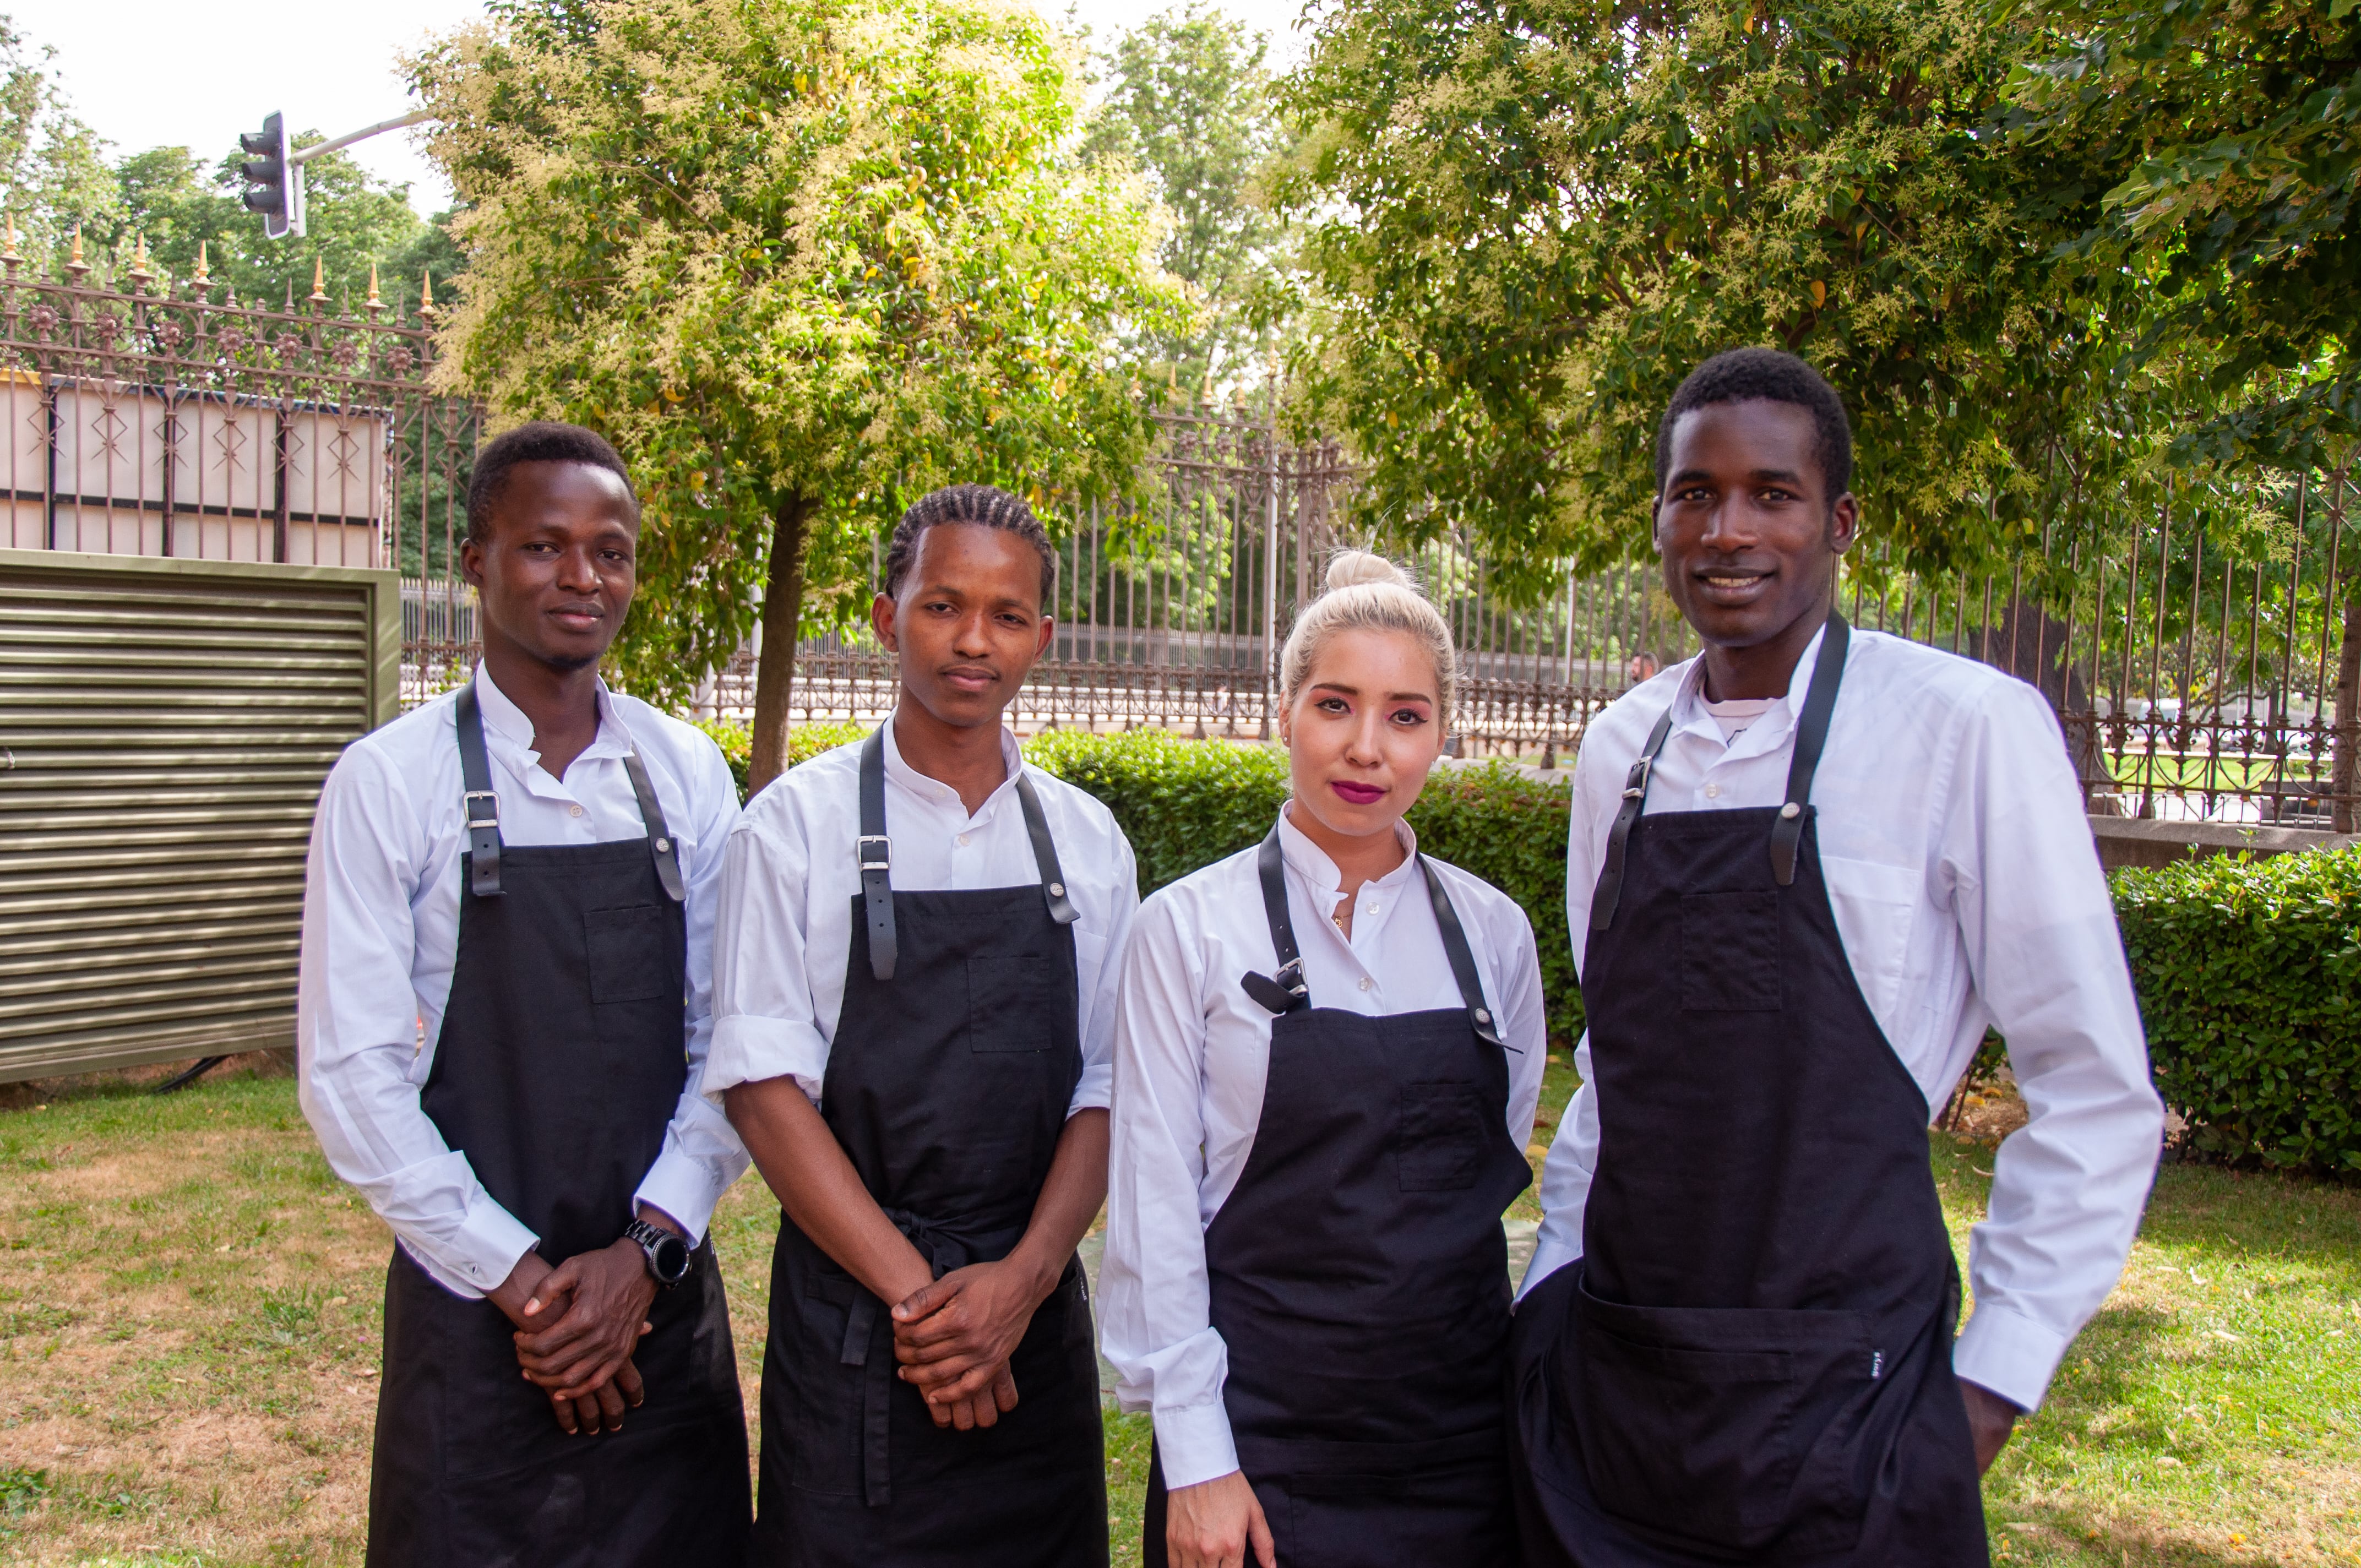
[652,1232,692,1283]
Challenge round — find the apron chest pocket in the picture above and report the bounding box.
[584,905,674,1005]
[1679,891,1783,1011]
[1397,1084,1484,1191]
[966,956,1057,1051]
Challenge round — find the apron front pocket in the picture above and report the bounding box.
[1396,1084,1484,1191]
[1678,891,1783,1011]
[965,956,1057,1051]
[584,904,674,1004]
[1569,1279,1869,1555]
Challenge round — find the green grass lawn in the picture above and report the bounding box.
[0,1057,2354,1565]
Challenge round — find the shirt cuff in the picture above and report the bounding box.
[1067,1057,1114,1117]
[1152,1399,1242,1491]
[634,1147,727,1246]
[1953,1297,2071,1414]
[705,1014,829,1104]
[431,1194,541,1298]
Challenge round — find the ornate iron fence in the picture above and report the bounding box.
[9,268,2349,827]
[0,249,480,708]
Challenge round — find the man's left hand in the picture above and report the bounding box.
[1960,1380,2020,1473]
[515,1238,659,1400]
[890,1259,1051,1410]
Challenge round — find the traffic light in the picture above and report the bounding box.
[238,113,302,239]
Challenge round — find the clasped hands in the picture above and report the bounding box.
[488,1208,676,1436]
[888,1253,1059,1432]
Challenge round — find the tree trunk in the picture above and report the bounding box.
[748,493,814,798]
[2332,469,2358,835]
[2335,594,2360,835]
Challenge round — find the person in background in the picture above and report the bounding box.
[1510,349,2162,1566]
[711,484,1139,1567]
[1105,551,1547,1568]
[297,422,751,1566]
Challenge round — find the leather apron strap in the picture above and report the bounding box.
[857,725,1076,982]
[456,679,686,904]
[1591,612,1851,932]
[1241,822,1505,1048]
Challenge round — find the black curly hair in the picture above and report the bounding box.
[465,422,638,544]
[1654,349,1853,502]
[881,483,1056,609]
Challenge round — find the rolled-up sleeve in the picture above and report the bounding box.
[1101,894,1240,1490]
[706,803,834,1104]
[635,736,752,1242]
[296,743,538,1298]
[1944,684,2162,1412]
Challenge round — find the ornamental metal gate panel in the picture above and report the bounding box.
[0,549,399,1082]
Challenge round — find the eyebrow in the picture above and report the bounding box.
[1309,680,1435,703]
[920,583,1037,612]
[1668,466,1809,487]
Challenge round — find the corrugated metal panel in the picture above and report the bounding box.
[0,548,398,1082]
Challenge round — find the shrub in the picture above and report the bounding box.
[697,719,867,798]
[1023,731,1581,1039]
[2113,847,2361,1174]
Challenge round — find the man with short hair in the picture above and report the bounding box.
[298,422,751,1566]
[1511,350,2163,1566]
[711,483,1139,1567]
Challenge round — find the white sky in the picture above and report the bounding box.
[24,0,1314,219]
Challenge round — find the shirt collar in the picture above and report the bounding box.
[1665,620,1830,753]
[880,716,1025,822]
[1275,800,1421,894]
[470,662,635,775]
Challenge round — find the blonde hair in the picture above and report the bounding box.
[1279,549,1456,718]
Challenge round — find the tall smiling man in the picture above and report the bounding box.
[1511,351,2163,1566]
[710,484,1139,1566]
[298,423,750,1565]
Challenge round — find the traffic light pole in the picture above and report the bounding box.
[243,107,435,240]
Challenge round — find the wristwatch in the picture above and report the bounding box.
[623,1217,692,1288]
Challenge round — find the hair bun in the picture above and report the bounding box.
[1323,549,1413,593]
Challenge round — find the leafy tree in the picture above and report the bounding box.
[411,0,1187,789]
[0,14,117,258]
[1083,2,1295,393]
[1272,0,2124,601]
[2007,0,2361,470]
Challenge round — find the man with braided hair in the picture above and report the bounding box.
[711,484,1140,1566]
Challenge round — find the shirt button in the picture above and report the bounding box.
[568,804,585,818]
[1364,901,1379,913]
[957,833,971,847]
[1358,976,1373,992]
[1704,783,1720,799]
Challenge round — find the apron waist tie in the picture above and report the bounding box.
[843,1208,1027,1509]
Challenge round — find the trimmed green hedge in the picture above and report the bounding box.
[695,719,866,799]
[1024,731,1581,1040]
[704,722,2361,1172]
[2114,847,2361,1174]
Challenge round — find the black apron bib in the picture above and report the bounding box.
[1143,827,1531,1568]
[751,726,1107,1567]
[366,684,750,1568]
[1510,617,1987,1567]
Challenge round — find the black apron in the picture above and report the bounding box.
[1143,827,1531,1568]
[751,726,1107,1567]
[366,684,750,1568]
[1510,616,1987,1567]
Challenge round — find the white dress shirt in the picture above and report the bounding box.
[1528,624,2163,1414]
[1102,805,1550,1491]
[296,666,749,1299]
[704,722,1138,1113]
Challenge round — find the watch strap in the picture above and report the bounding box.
[623,1217,690,1286]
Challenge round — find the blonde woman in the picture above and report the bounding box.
[1102,553,1548,1568]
